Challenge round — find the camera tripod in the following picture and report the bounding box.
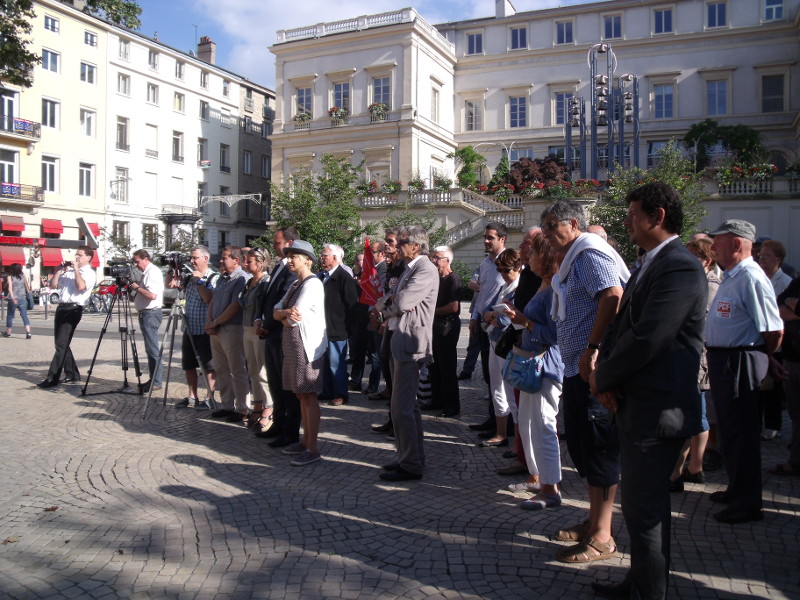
[142,293,216,417]
[81,284,144,396]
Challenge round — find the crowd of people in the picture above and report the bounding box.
[27,181,799,600]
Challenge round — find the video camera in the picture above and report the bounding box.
[104,260,134,286]
[156,251,193,289]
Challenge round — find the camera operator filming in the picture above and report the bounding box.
[130,249,165,392]
[38,246,97,389]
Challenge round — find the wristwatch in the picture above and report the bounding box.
[586,342,601,350]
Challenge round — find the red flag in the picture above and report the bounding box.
[359,237,382,305]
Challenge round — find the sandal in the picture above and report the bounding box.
[246,411,262,428]
[256,414,274,434]
[550,519,590,542]
[769,463,800,476]
[555,536,617,564]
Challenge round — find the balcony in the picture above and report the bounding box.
[116,141,130,151]
[0,182,44,206]
[220,165,231,173]
[156,203,202,225]
[172,154,184,163]
[0,114,41,141]
[145,148,158,158]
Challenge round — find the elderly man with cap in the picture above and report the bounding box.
[706,219,783,523]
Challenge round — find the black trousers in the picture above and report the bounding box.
[619,431,685,600]
[46,305,84,381]
[264,335,301,440]
[430,317,461,412]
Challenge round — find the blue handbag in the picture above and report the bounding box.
[502,345,546,394]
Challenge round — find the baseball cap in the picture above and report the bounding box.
[707,219,756,242]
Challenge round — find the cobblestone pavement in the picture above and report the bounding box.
[0,309,798,599]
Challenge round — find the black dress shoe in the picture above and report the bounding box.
[379,467,422,482]
[61,376,81,384]
[371,421,392,433]
[477,430,497,439]
[591,581,632,600]
[468,419,495,431]
[709,490,731,504]
[255,426,283,439]
[713,508,763,524]
[37,379,59,389]
[382,462,400,471]
[268,436,298,449]
[440,409,460,418]
[478,438,509,448]
[348,382,362,392]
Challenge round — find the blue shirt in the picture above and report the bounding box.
[705,256,782,347]
[521,286,563,383]
[471,251,506,321]
[209,267,247,325]
[185,270,218,335]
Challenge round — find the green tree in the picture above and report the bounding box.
[592,141,708,264]
[447,146,486,188]
[256,154,377,265]
[380,201,446,248]
[683,119,765,171]
[1,0,142,87]
[488,151,511,189]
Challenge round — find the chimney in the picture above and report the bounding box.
[496,0,516,19]
[197,36,216,65]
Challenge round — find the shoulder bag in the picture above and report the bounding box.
[502,345,547,394]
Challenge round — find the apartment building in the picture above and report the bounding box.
[0,0,275,284]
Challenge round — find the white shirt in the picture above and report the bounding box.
[771,269,792,297]
[59,264,96,305]
[635,235,679,281]
[134,262,164,311]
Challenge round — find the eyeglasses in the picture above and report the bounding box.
[539,219,569,231]
[397,239,411,246]
[758,254,777,260]
[496,268,513,274]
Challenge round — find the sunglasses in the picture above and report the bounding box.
[497,268,513,274]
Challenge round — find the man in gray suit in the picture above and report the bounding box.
[590,182,708,600]
[374,225,440,482]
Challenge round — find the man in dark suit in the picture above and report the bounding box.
[254,227,300,447]
[590,182,707,600]
[319,243,360,405]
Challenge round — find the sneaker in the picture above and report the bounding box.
[195,400,211,411]
[26,333,32,339]
[175,397,196,409]
[520,492,562,510]
[281,442,307,455]
[508,481,542,493]
[681,467,705,484]
[291,449,321,466]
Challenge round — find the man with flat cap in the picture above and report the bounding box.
[706,219,783,523]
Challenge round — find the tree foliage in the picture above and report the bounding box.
[258,154,377,265]
[508,155,569,192]
[447,146,486,188]
[592,141,708,264]
[488,152,511,189]
[683,119,766,171]
[381,201,447,249]
[1,0,141,87]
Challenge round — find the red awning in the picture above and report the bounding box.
[88,222,100,236]
[0,246,26,265]
[1,216,25,232]
[41,219,63,234]
[90,251,100,268]
[40,247,64,267]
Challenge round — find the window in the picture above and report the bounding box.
[647,141,667,167]
[765,0,784,21]
[112,220,129,241]
[243,150,252,175]
[199,100,210,120]
[220,144,230,173]
[510,96,527,128]
[198,183,207,214]
[148,50,158,70]
[556,21,574,44]
[118,39,129,60]
[604,15,622,39]
[200,71,209,88]
[41,156,58,192]
[116,117,129,151]
[261,122,270,137]
[42,50,59,73]
[114,167,128,203]
[41,99,58,128]
[172,131,184,162]
[241,115,252,132]
[707,2,726,27]
[80,108,95,136]
[175,61,184,80]
[142,224,158,248]
[466,32,483,55]
[219,188,230,216]
[510,149,534,162]
[80,62,96,84]
[431,87,440,123]
[653,84,673,118]
[707,80,727,115]
[762,74,784,112]
[296,87,312,115]
[222,80,230,97]
[117,73,130,96]
[465,100,483,131]
[78,163,93,196]
[510,26,527,50]
[44,15,59,32]
[147,83,159,104]
[145,124,158,158]
[261,155,270,178]
[197,138,207,164]
[84,31,97,47]
[0,149,18,184]
[373,76,390,108]
[174,92,185,113]
[654,8,673,34]
[333,82,350,113]
[554,92,574,125]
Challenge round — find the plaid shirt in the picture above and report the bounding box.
[185,271,218,335]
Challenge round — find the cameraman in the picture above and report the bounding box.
[130,249,164,392]
[170,245,218,410]
[38,246,97,388]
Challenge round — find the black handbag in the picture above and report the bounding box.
[494,326,520,358]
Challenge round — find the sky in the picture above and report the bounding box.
[136,0,599,89]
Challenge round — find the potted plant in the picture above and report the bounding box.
[381,179,402,194]
[368,103,389,120]
[407,174,426,193]
[328,106,349,121]
[293,112,311,123]
[748,163,778,181]
[432,173,452,193]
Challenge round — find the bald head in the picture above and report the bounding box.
[519,226,542,263]
[588,225,608,241]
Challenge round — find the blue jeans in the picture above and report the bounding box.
[323,339,349,400]
[138,308,163,386]
[6,299,30,328]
